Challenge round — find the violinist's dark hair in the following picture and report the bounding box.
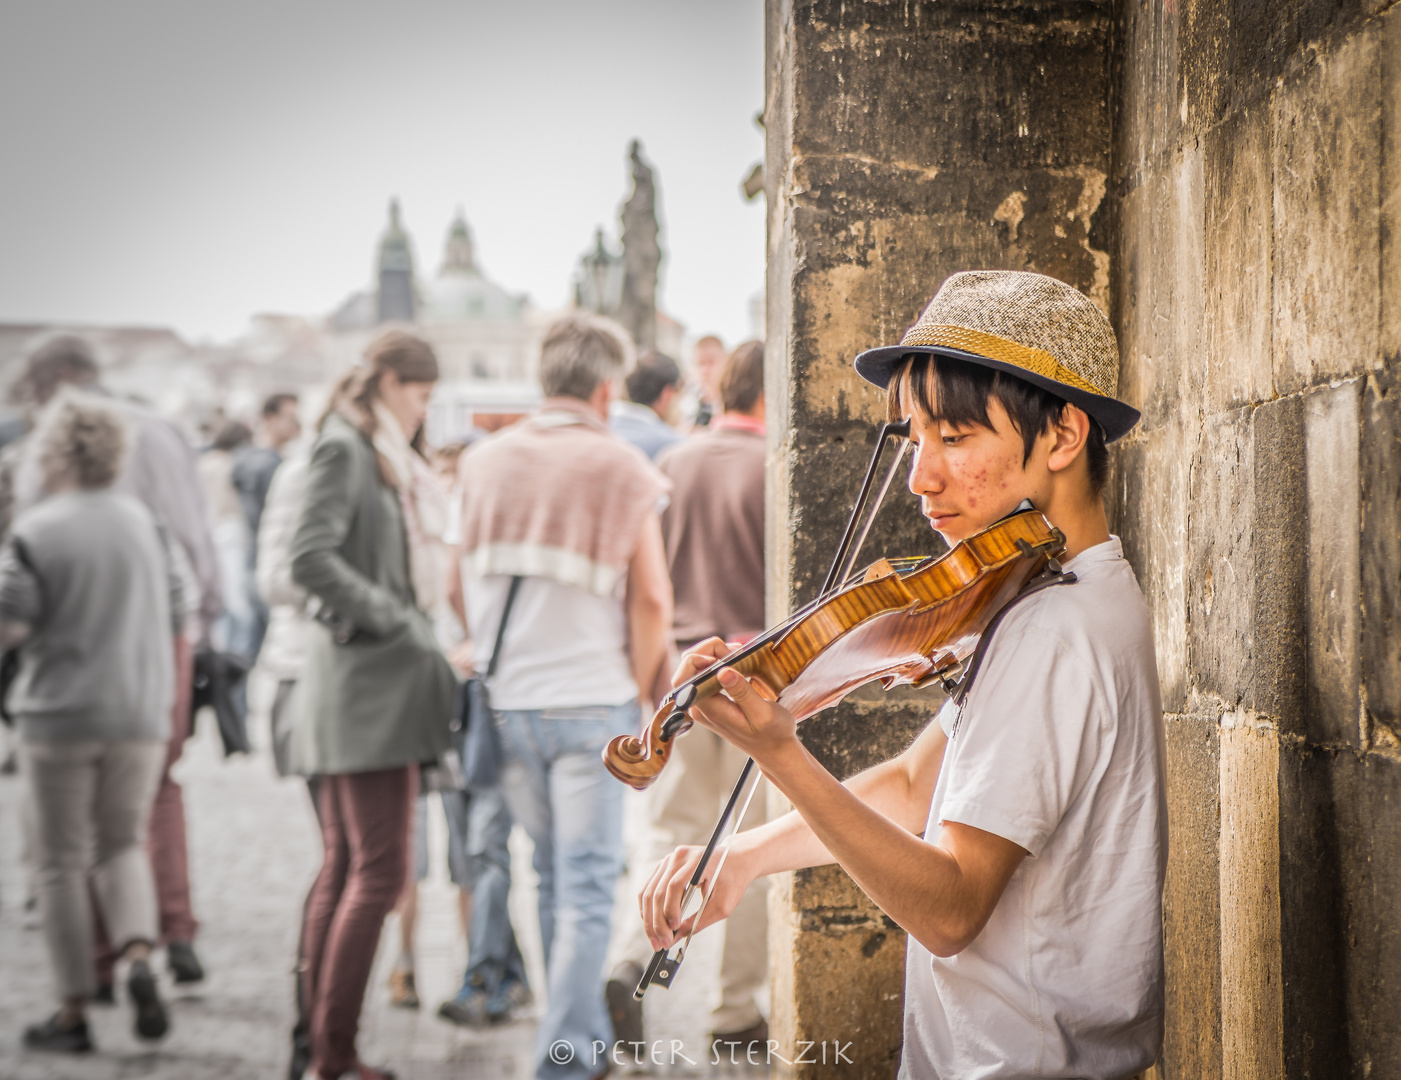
[886,354,1109,495]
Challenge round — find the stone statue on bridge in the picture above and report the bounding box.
[619,140,660,350]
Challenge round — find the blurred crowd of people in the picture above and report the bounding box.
[0,315,770,1080]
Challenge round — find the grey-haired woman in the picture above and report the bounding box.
[0,392,180,1051]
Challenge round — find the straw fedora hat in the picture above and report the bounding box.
[854,270,1140,442]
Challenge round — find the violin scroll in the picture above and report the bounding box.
[605,683,707,790]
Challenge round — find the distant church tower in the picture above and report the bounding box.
[376,198,416,323]
[440,209,476,275]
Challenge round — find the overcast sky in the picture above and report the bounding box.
[0,1,766,348]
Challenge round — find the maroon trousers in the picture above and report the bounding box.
[301,765,416,1079]
[150,633,197,943]
[95,634,196,981]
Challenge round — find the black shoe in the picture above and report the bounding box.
[437,989,489,1028]
[23,1013,94,1053]
[605,961,645,1061]
[93,981,116,1006]
[710,1018,770,1062]
[128,959,169,1040]
[167,940,205,984]
[288,1020,311,1080]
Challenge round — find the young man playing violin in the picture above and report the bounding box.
[641,271,1166,1079]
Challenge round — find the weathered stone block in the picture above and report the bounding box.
[1114,148,1206,431]
[1277,741,1352,1080]
[798,696,932,783]
[1381,4,1401,364]
[771,865,906,1080]
[790,1,1111,173]
[780,166,1115,420]
[1272,28,1382,393]
[1161,714,1223,1080]
[1360,369,1400,744]
[1178,0,1232,132]
[1110,419,1190,711]
[1188,407,1255,710]
[1231,0,1383,102]
[1113,0,1181,183]
[1329,749,1401,1075]
[1252,394,1308,733]
[1204,105,1275,411]
[1303,379,1363,747]
[1218,721,1283,1080]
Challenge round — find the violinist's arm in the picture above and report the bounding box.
[625,512,674,709]
[734,717,948,873]
[642,711,949,947]
[702,670,1025,958]
[643,645,1024,958]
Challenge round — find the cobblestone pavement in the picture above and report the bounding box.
[0,700,765,1079]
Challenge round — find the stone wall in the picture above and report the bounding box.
[765,1,1399,1077]
[764,1,1114,1075]
[1110,1,1401,1076]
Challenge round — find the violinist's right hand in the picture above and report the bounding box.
[641,838,756,952]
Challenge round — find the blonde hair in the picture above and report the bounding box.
[35,390,130,490]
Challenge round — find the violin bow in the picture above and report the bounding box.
[633,419,913,1000]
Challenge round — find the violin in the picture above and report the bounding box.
[603,507,1067,790]
[604,419,1074,998]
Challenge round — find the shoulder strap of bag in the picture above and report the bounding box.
[485,575,524,678]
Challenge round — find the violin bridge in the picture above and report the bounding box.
[862,557,897,582]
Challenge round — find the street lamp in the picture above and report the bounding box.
[574,228,626,316]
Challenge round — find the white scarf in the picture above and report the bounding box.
[372,402,449,612]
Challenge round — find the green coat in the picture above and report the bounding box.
[288,412,455,775]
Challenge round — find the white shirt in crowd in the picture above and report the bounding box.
[463,573,638,712]
[901,536,1167,1080]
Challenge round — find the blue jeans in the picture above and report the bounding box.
[495,703,637,1080]
[447,782,529,998]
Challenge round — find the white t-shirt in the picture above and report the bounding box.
[901,536,1167,1080]
[464,572,638,711]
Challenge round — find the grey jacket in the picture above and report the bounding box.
[2,396,220,628]
[0,490,175,743]
[288,413,454,775]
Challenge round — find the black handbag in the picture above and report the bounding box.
[192,646,253,756]
[457,575,522,790]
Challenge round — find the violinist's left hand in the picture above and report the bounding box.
[674,638,802,766]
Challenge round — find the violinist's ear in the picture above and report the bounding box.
[1045,403,1092,476]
